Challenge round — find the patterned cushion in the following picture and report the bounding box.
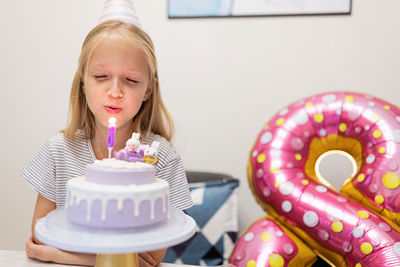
[164,172,240,265]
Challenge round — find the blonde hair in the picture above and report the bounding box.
[63,20,174,141]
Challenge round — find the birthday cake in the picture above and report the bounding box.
[66,126,168,229]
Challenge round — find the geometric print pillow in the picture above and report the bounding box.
[163,172,240,265]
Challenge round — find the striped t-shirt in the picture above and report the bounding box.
[22,130,193,210]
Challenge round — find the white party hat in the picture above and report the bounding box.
[99,0,142,29]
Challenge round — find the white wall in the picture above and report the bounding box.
[1,0,399,250]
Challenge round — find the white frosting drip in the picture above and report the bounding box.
[67,177,169,222]
[94,158,153,169]
[117,199,124,211]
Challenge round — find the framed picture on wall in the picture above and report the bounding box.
[168,0,352,18]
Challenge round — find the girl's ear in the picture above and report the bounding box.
[144,79,155,101]
[144,90,152,101]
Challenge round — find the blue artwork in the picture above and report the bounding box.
[168,0,351,18]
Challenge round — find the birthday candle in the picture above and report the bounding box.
[107,117,116,159]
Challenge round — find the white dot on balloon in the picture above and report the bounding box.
[379,222,391,232]
[388,162,399,172]
[397,116,400,123]
[282,201,292,213]
[393,242,400,256]
[303,211,319,228]
[291,137,304,151]
[366,168,373,175]
[252,150,258,157]
[244,232,254,242]
[276,174,286,184]
[263,187,271,197]
[348,110,361,121]
[319,129,327,136]
[345,204,357,214]
[368,101,376,107]
[256,169,264,179]
[337,196,348,203]
[275,231,283,237]
[261,220,269,227]
[366,154,376,164]
[316,185,328,193]
[235,250,245,261]
[318,230,330,241]
[271,149,282,157]
[283,243,294,255]
[286,162,294,168]
[279,181,295,195]
[365,125,370,131]
[295,111,309,125]
[343,241,353,253]
[322,94,336,103]
[260,132,273,144]
[279,108,289,116]
[355,127,362,134]
[301,193,314,204]
[394,130,400,143]
[327,210,344,222]
[336,109,342,116]
[327,214,338,222]
[369,183,379,193]
[352,226,365,238]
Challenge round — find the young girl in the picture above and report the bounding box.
[22,1,193,266]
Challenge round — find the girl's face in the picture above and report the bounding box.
[84,34,151,133]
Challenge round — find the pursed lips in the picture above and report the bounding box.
[105,105,122,114]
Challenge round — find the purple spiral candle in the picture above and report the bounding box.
[107,117,116,158]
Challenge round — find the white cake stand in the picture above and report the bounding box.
[35,207,196,267]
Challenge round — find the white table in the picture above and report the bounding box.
[0,250,194,267]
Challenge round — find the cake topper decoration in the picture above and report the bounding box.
[107,117,116,159]
[114,132,159,165]
[99,0,142,29]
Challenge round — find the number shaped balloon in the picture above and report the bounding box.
[230,92,400,267]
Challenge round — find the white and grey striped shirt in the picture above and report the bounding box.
[22,131,193,210]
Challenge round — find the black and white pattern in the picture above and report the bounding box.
[164,178,239,265]
[21,130,193,210]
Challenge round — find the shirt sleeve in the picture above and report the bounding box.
[21,136,56,202]
[157,156,194,210]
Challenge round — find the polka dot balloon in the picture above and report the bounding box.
[230,92,400,267]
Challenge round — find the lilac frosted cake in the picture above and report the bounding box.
[66,159,169,229]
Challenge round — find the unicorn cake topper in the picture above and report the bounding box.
[99,0,142,29]
[114,132,160,165]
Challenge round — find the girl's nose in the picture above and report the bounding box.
[107,79,123,98]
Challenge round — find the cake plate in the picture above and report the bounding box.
[35,207,196,267]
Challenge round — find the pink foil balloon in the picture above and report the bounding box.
[230,217,316,267]
[231,92,400,267]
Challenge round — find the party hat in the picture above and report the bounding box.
[99,0,142,29]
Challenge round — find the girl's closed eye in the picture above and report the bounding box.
[126,77,139,84]
[94,75,108,80]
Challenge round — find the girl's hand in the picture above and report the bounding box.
[25,236,58,262]
[139,248,167,267]
[25,235,96,266]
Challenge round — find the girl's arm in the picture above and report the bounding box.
[30,193,55,244]
[139,248,167,266]
[27,193,166,266]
